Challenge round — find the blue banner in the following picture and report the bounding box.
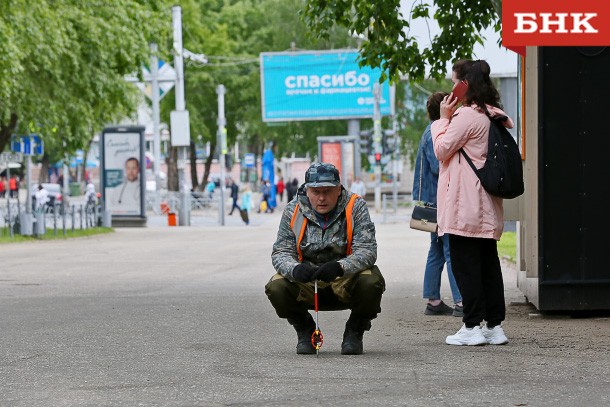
[260,50,394,122]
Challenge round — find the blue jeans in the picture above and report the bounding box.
[423,232,462,303]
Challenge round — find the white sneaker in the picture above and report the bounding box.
[445,324,487,346]
[482,325,509,345]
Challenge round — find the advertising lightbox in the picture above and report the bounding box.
[260,50,394,122]
[101,126,146,219]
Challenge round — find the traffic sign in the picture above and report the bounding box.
[23,136,31,155]
[10,135,21,153]
[11,134,43,156]
[0,152,23,164]
[135,60,176,101]
[31,135,44,155]
[244,153,255,168]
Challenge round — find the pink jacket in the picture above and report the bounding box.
[431,104,514,241]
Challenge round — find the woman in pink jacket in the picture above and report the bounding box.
[431,60,512,346]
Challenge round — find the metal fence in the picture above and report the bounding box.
[145,190,220,215]
[2,189,226,235]
[0,199,100,237]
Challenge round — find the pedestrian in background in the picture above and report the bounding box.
[205,180,215,200]
[286,178,298,203]
[413,91,463,317]
[85,179,96,209]
[9,175,18,198]
[350,176,366,197]
[258,181,272,213]
[34,184,49,213]
[0,176,6,198]
[239,184,252,225]
[276,177,285,203]
[432,59,511,346]
[228,179,240,215]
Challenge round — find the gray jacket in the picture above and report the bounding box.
[271,186,377,281]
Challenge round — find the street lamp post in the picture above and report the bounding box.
[216,84,227,226]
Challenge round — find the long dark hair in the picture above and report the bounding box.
[463,60,501,114]
[452,60,474,81]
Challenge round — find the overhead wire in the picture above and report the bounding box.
[186,55,259,67]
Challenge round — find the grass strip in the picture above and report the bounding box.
[0,227,113,244]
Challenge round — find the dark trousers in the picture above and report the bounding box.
[265,267,385,321]
[448,234,505,328]
[229,198,239,214]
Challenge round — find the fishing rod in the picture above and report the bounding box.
[311,279,324,357]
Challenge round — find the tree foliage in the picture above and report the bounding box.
[302,0,501,82]
[1,0,492,184]
[0,0,171,156]
[170,0,360,188]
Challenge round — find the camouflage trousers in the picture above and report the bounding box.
[265,266,385,321]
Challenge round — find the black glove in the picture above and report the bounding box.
[292,263,318,283]
[314,261,345,282]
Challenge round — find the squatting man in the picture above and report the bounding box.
[265,163,385,355]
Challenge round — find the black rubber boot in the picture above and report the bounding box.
[288,314,316,355]
[341,316,372,355]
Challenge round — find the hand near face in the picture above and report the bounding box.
[440,93,458,120]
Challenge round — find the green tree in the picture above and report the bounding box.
[300,0,506,169]
[302,0,501,82]
[221,0,360,161]
[169,0,359,190]
[0,0,171,158]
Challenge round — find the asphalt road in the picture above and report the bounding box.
[1,208,609,406]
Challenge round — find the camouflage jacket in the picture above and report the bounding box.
[271,186,377,281]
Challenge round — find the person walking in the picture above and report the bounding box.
[432,59,511,346]
[413,92,463,317]
[265,163,385,355]
[239,184,252,225]
[276,178,285,203]
[228,179,240,215]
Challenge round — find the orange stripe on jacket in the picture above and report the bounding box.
[290,194,358,262]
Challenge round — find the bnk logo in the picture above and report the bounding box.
[503,0,610,53]
[514,13,598,34]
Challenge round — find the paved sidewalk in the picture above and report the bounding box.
[1,205,609,406]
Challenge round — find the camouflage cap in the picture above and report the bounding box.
[305,163,340,187]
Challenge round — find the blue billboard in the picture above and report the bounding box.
[260,50,394,122]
